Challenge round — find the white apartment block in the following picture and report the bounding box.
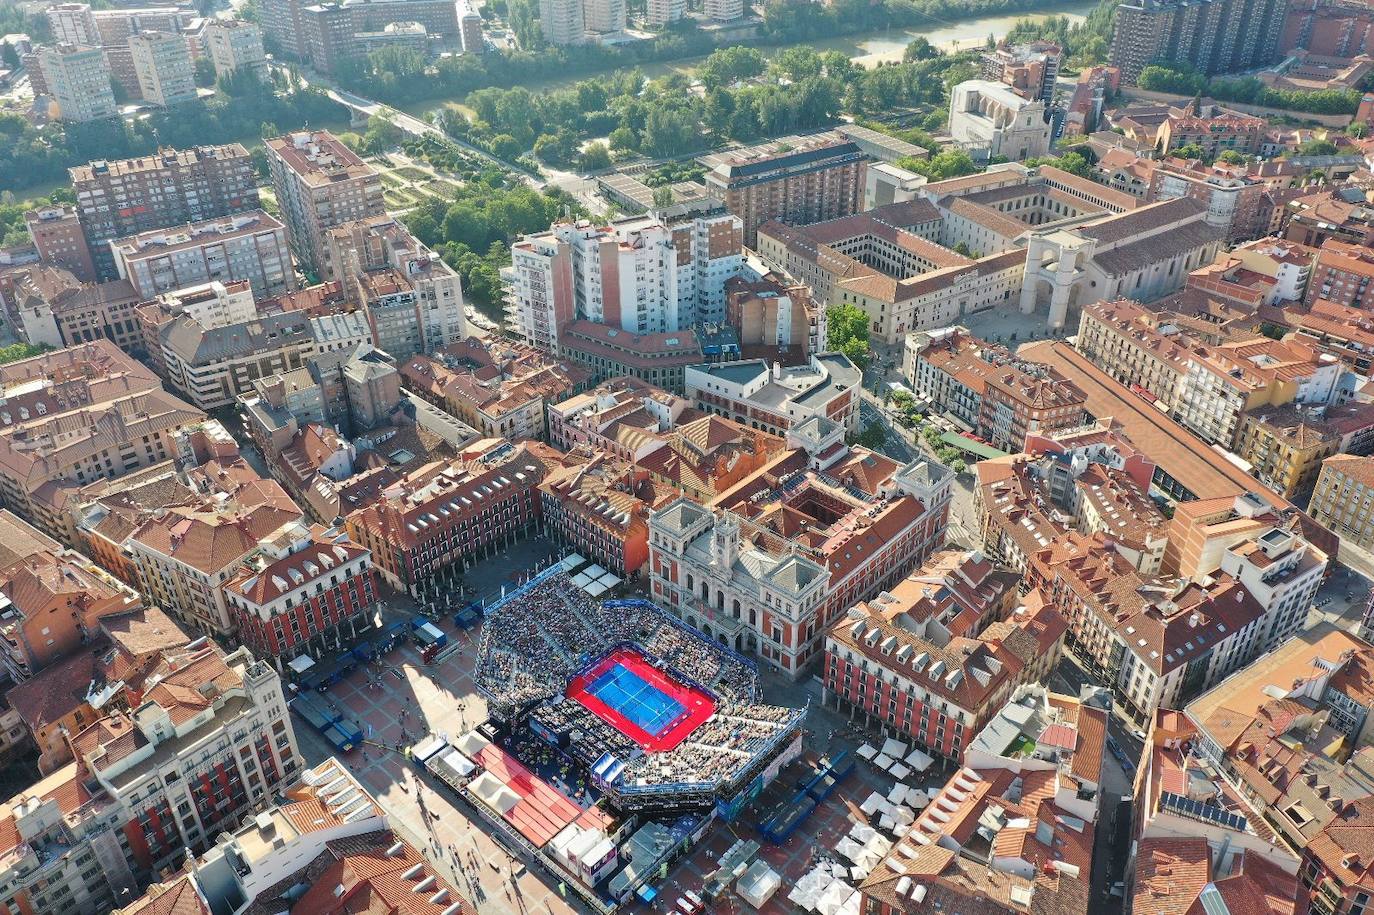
[162,280,259,329]
[327,215,464,356]
[111,210,295,299]
[539,0,584,44]
[646,0,685,26]
[507,208,743,353]
[1218,526,1327,654]
[686,353,862,434]
[128,30,196,106]
[582,0,625,33]
[704,0,744,20]
[205,19,267,82]
[37,43,117,122]
[46,3,99,45]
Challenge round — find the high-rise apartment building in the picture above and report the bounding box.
[204,19,267,82]
[582,0,625,33]
[96,7,195,99]
[645,0,685,27]
[24,205,97,281]
[35,43,117,122]
[259,0,306,58]
[128,30,196,106]
[703,0,744,20]
[110,210,295,299]
[507,204,743,353]
[288,0,458,69]
[460,4,484,51]
[46,2,99,45]
[702,135,866,246]
[327,214,465,354]
[539,0,584,44]
[1109,0,1290,86]
[71,144,260,280]
[265,131,385,278]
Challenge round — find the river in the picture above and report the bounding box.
[408,0,1096,114]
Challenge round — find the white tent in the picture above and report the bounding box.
[904,747,935,772]
[835,837,864,862]
[849,824,877,843]
[585,563,608,579]
[586,580,609,597]
[856,743,877,760]
[816,881,853,915]
[872,753,895,771]
[454,729,490,757]
[908,790,930,811]
[288,654,316,674]
[860,792,885,815]
[467,772,519,814]
[887,783,908,805]
[737,860,781,909]
[560,553,585,572]
[891,763,911,780]
[432,747,476,780]
[597,571,621,588]
[881,738,909,759]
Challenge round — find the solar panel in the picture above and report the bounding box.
[1159,791,1248,833]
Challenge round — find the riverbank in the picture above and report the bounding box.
[401,0,1094,120]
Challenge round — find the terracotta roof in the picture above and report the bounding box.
[115,878,210,915]
[130,499,304,574]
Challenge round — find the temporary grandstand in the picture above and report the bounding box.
[475,567,806,813]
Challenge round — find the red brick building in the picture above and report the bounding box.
[538,448,675,578]
[344,439,564,597]
[822,555,1065,763]
[1308,239,1374,309]
[223,523,376,665]
[977,361,1086,453]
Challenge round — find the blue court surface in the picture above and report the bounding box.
[585,663,684,737]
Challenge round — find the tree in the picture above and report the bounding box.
[641,106,697,157]
[1296,138,1339,157]
[953,241,972,256]
[608,126,638,152]
[772,46,823,82]
[362,114,403,154]
[856,421,886,450]
[0,41,18,72]
[652,186,673,208]
[1217,149,1247,165]
[826,302,870,369]
[578,141,611,171]
[488,133,522,160]
[1173,143,1208,161]
[194,55,218,88]
[903,37,938,62]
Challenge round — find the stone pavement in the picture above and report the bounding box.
[294,620,583,915]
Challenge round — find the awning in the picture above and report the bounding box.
[288,654,316,674]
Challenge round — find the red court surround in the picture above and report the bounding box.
[566,647,715,752]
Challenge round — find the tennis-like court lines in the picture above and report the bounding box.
[585,663,685,736]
